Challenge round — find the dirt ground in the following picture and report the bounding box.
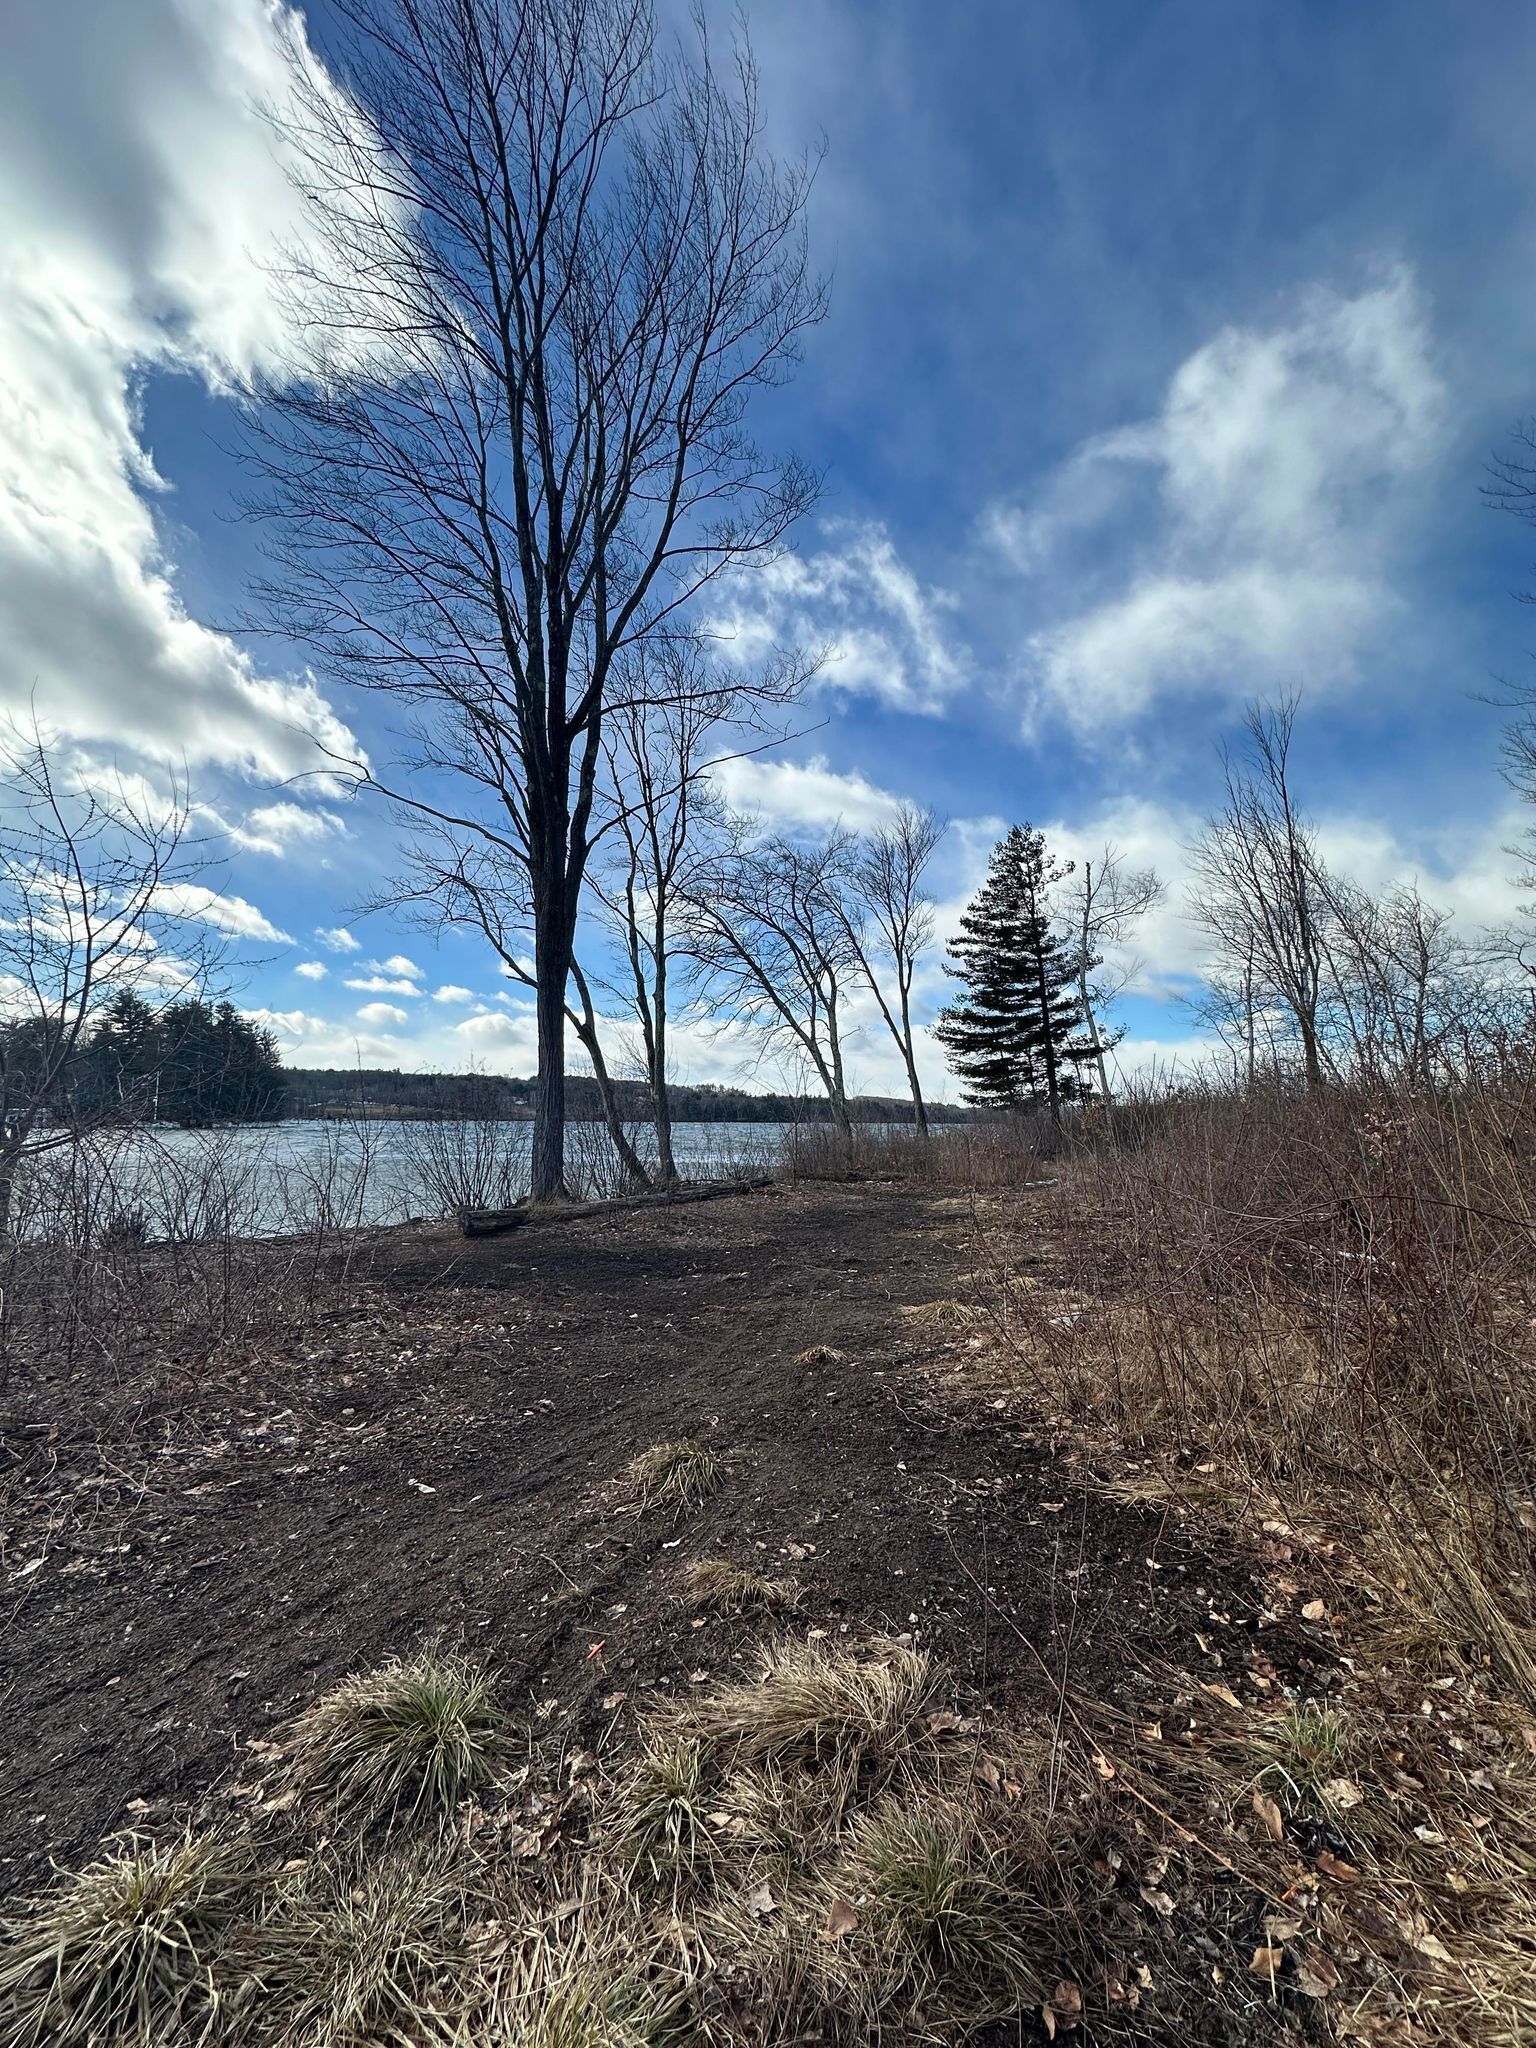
[1,1182,1298,1902]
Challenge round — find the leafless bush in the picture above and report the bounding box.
[0,1128,382,1389]
[393,1116,530,1215]
[786,1117,1059,1186]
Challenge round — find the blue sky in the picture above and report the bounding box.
[3,0,1535,1097]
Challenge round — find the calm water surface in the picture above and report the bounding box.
[113,1119,796,1235]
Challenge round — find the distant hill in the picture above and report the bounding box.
[280,1067,968,1124]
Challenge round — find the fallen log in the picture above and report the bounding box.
[458,1172,775,1237]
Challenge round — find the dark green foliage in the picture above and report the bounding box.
[9,994,288,1129]
[934,826,1095,1116]
[153,999,286,1126]
[87,990,163,1117]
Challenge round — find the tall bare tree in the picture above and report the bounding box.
[1188,699,1331,1091]
[834,804,946,1135]
[681,828,857,1132]
[589,644,741,1183]
[1056,844,1164,1103]
[246,0,822,1199]
[0,731,203,1239]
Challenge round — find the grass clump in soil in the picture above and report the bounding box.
[899,1298,977,1330]
[0,1830,252,2048]
[610,1733,714,1893]
[284,1648,515,1828]
[813,1795,1046,2024]
[674,1634,940,1767]
[625,1439,726,1513]
[793,1343,846,1366]
[232,1853,469,2048]
[683,1558,800,1614]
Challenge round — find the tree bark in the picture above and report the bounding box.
[567,960,652,1192]
[898,982,929,1136]
[530,850,570,1201]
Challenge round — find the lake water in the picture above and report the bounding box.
[30,1119,801,1239]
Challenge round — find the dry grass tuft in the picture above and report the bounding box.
[793,1343,846,1366]
[814,1794,1047,2021]
[900,1298,977,1330]
[283,1648,515,1828]
[233,1853,469,2048]
[683,1557,800,1614]
[608,1733,714,1893]
[624,1439,727,1513]
[675,1634,940,1767]
[0,1830,252,2048]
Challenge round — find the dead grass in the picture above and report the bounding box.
[672,1634,940,1766]
[957,1075,1536,2044]
[0,1830,253,2048]
[609,1732,714,1892]
[682,1557,800,1614]
[282,1648,515,1828]
[793,1342,846,1366]
[812,1794,1047,2022]
[900,1298,978,1330]
[624,1439,727,1513]
[0,1632,1238,2048]
[229,1853,470,2048]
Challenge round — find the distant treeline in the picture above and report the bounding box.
[281,1068,969,1125]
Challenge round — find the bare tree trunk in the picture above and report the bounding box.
[651,948,678,1184]
[826,986,854,1136]
[1079,969,1111,1105]
[568,961,651,1192]
[531,957,568,1203]
[1035,953,1063,1126]
[899,982,929,1136]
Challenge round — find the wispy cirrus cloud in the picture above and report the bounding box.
[996,269,1446,733]
[704,521,966,714]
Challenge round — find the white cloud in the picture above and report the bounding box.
[711,753,906,832]
[0,0,370,786]
[370,954,422,979]
[242,1006,330,1046]
[155,880,292,943]
[356,1001,409,1027]
[228,802,348,856]
[449,1008,541,1068]
[294,960,327,981]
[345,974,420,995]
[704,522,965,714]
[316,925,361,953]
[432,983,474,1003]
[1008,269,1446,731]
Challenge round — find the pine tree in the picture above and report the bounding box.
[934,825,1096,1118]
[87,990,160,1119]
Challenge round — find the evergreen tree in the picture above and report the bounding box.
[152,998,287,1125]
[934,825,1096,1118]
[87,989,161,1118]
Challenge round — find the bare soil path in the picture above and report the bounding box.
[1,1183,1278,1898]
